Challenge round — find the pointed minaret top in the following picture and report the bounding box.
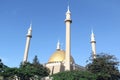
[66,5,71,14]
[56,40,61,51]
[91,29,94,35]
[91,29,95,42]
[27,23,32,37]
[29,23,32,30]
[65,5,72,23]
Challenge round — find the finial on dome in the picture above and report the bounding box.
[56,40,61,50]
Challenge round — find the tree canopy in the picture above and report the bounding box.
[51,70,96,80]
[0,59,8,75]
[0,55,50,80]
[86,53,120,80]
[0,59,3,72]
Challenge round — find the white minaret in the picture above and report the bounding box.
[56,40,61,51]
[65,6,72,71]
[91,30,96,59]
[23,24,32,63]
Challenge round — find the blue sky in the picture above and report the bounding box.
[0,0,120,69]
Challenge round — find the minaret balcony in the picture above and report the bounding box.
[65,19,72,23]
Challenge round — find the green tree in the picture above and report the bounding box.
[0,59,3,72]
[18,62,34,80]
[0,55,50,80]
[31,55,50,78]
[0,59,16,80]
[18,55,50,80]
[1,67,18,80]
[32,55,39,65]
[51,70,96,80]
[86,53,120,80]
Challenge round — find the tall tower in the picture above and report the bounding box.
[65,6,72,71]
[23,24,32,63]
[91,30,96,59]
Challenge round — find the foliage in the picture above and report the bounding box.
[31,55,50,77]
[1,67,18,80]
[0,59,3,73]
[0,55,50,80]
[86,53,120,80]
[51,70,96,80]
[18,56,49,79]
[18,62,35,80]
[0,59,8,75]
[32,55,39,65]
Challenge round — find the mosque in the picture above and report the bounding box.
[23,6,97,75]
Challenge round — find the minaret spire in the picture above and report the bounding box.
[67,5,70,13]
[28,23,32,36]
[56,40,61,50]
[65,4,72,71]
[23,24,32,63]
[91,30,96,59]
[65,5,72,22]
[91,29,95,41]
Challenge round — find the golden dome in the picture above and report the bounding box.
[48,50,75,63]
